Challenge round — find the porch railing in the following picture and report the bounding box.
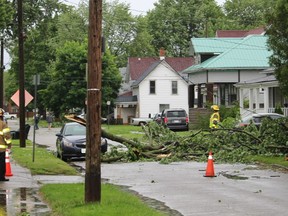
[268,107,288,117]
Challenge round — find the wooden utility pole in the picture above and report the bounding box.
[18,0,26,147]
[0,38,4,108]
[85,0,102,203]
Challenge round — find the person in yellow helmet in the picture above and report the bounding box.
[209,105,220,129]
[0,108,12,181]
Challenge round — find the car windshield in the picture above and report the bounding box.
[64,124,86,136]
[167,111,186,117]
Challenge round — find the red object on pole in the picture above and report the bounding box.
[5,149,13,177]
[204,151,216,177]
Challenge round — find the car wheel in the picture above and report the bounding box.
[58,145,68,161]
[56,151,60,158]
[60,152,68,162]
[139,122,146,126]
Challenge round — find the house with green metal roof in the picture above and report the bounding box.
[183,35,272,110]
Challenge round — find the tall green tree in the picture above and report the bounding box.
[101,49,122,115]
[147,0,223,57]
[102,0,138,66]
[128,16,156,57]
[266,0,288,97]
[41,41,87,117]
[0,0,13,32]
[223,0,273,30]
[5,0,68,114]
[42,41,121,118]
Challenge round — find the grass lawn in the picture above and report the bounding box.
[102,124,145,139]
[40,183,165,216]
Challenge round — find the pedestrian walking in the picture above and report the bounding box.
[34,114,39,130]
[0,108,12,181]
[46,113,53,130]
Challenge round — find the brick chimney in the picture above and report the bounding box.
[159,47,165,60]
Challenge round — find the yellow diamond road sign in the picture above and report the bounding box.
[11,89,34,107]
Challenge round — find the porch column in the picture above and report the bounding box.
[255,88,260,111]
[239,88,244,115]
[249,88,253,111]
[263,87,269,113]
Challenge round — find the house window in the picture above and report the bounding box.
[159,104,169,112]
[172,81,178,94]
[150,80,156,94]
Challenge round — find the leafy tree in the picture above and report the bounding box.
[223,0,273,29]
[147,0,223,57]
[42,40,121,118]
[7,14,60,113]
[102,0,138,66]
[5,0,69,111]
[41,41,87,118]
[128,16,157,57]
[266,0,288,97]
[0,0,13,32]
[101,49,122,115]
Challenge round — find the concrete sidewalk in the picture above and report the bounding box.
[0,121,83,215]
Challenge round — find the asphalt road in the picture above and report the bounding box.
[10,119,288,216]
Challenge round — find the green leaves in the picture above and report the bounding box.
[266,0,288,97]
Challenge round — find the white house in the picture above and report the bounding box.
[114,54,194,124]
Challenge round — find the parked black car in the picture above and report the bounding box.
[160,108,189,131]
[56,122,107,161]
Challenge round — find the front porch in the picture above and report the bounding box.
[235,74,288,118]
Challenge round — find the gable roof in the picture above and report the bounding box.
[128,57,194,81]
[131,60,189,87]
[184,35,272,73]
[216,27,265,38]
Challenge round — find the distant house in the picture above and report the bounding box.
[114,52,194,124]
[183,34,271,110]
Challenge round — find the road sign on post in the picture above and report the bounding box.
[11,89,33,107]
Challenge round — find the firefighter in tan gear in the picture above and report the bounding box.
[0,108,12,181]
[209,105,220,129]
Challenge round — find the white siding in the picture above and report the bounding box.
[138,62,189,117]
[208,70,239,82]
[189,70,267,84]
[239,70,266,82]
[189,72,206,84]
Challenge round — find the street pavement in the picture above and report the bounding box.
[1,119,288,216]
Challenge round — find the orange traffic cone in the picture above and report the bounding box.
[204,151,216,177]
[5,149,13,177]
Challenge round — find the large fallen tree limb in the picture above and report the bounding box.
[64,114,288,163]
